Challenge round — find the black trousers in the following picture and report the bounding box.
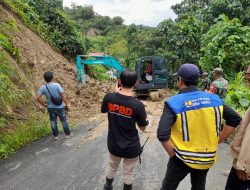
[160,156,209,190]
[225,167,250,190]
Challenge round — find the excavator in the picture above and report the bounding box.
[76,54,168,99]
[76,53,123,84]
[134,56,168,99]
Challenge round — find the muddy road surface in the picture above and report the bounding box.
[0,100,232,190]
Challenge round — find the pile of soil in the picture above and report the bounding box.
[0,4,172,125]
[0,4,114,124]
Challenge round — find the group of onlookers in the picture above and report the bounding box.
[36,64,250,190]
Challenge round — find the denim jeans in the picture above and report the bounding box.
[48,108,70,137]
[225,167,250,190]
[160,156,209,190]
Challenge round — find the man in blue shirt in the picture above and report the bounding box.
[36,71,71,140]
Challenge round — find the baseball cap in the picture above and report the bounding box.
[176,63,200,82]
[213,68,223,75]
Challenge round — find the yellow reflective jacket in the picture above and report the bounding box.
[167,91,223,169]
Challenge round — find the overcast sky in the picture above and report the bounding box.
[63,0,182,27]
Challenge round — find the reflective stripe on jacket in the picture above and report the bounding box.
[167,91,223,169]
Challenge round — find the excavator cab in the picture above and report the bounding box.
[135,56,168,95]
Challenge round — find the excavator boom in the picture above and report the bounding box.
[76,55,123,84]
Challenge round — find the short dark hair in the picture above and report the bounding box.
[44,71,53,82]
[178,76,198,86]
[182,79,198,86]
[120,69,137,88]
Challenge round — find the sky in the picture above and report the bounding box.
[63,0,182,27]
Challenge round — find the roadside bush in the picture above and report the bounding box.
[0,113,50,159]
[225,72,250,113]
[88,65,110,81]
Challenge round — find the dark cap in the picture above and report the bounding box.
[213,68,223,75]
[176,63,200,82]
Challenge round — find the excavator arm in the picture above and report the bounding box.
[76,55,123,84]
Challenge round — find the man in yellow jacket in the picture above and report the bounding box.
[157,63,241,190]
[225,66,250,189]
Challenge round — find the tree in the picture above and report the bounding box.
[157,16,206,67]
[112,16,124,25]
[126,24,137,67]
[172,0,250,26]
[199,15,250,77]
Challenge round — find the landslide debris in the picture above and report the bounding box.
[0,4,114,124]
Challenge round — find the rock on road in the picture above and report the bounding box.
[0,100,232,190]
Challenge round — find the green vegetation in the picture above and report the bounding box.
[63,1,250,109]
[0,18,51,158]
[199,15,250,77]
[89,65,110,81]
[0,114,50,159]
[225,72,250,113]
[4,0,86,58]
[1,0,250,158]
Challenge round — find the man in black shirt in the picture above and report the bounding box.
[101,69,149,190]
[157,63,241,190]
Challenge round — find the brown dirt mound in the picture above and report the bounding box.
[0,4,114,124]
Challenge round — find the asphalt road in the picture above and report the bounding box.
[0,103,232,190]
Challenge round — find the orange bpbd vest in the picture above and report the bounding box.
[167,91,223,169]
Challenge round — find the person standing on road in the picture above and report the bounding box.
[157,63,241,190]
[210,68,229,99]
[36,71,71,140]
[225,65,250,190]
[101,69,149,190]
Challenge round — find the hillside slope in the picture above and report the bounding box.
[1,3,113,122]
[0,3,113,158]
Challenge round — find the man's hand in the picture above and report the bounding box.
[236,170,249,181]
[219,125,235,143]
[161,140,175,158]
[36,94,47,108]
[65,105,70,112]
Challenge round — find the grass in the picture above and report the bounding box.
[0,113,51,159]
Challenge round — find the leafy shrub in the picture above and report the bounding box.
[0,29,20,59]
[199,15,250,77]
[88,65,110,81]
[225,72,250,113]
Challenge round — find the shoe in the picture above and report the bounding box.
[54,136,59,140]
[123,183,132,190]
[103,178,114,190]
[65,133,73,139]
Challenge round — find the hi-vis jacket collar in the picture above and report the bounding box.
[178,86,199,94]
